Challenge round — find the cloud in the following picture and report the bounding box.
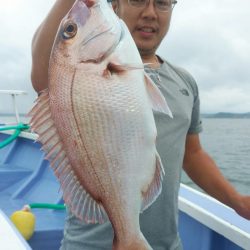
[0,0,54,114]
[0,0,249,115]
[201,86,250,113]
[158,0,250,113]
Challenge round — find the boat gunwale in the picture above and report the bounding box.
[179,183,250,249]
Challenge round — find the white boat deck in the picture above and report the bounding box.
[0,210,31,250]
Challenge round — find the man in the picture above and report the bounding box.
[31,0,250,249]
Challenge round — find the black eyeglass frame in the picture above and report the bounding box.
[127,0,177,12]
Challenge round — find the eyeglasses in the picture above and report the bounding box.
[128,0,177,12]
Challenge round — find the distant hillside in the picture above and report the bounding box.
[202,112,250,119]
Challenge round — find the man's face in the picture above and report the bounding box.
[113,0,173,56]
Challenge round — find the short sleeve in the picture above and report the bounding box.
[188,88,203,134]
[173,65,203,134]
[187,76,203,134]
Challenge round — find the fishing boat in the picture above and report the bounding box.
[0,90,249,250]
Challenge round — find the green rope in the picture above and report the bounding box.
[0,123,30,149]
[29,203,66,210]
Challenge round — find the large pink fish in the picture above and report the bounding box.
[29,0,172,249]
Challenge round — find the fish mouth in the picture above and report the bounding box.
[67,0,91,26]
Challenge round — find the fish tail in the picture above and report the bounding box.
[112,233,152,250]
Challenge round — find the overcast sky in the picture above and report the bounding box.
[0,0,249,115]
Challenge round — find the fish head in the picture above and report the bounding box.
[51,0,122,66]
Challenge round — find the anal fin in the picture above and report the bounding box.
[67,183,108,224]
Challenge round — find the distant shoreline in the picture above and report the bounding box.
[201,112,250,119]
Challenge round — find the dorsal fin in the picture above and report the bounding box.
[28,90,108,224]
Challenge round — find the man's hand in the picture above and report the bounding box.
[232,195,250,220]
[183,134,250,220]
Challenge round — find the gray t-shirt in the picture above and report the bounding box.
[60,58,202,250]
[142,58,202,250]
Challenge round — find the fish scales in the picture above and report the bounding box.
[70,69,156,215]
[29,0,173,249]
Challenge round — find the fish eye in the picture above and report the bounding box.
[63,22,77,39]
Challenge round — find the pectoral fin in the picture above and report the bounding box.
[144,73,173,117]
[103,62,144,77]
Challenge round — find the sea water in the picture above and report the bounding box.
[182,118,250,196]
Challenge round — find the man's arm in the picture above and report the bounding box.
[183,133,250,220]
[31,0,75,93]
